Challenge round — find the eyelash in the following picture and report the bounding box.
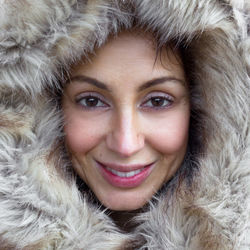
[75,92,174,110]
[76,93,109,109]
[141,92,174,110]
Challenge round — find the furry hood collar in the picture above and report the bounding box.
[0,0,249,249]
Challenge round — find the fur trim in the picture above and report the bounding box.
[0,0,249,249]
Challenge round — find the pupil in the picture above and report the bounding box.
[151,97,164,106]
[86,97,98,106]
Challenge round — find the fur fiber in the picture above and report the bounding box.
[0,0,249,249]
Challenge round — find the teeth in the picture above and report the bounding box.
[106,167,144,178]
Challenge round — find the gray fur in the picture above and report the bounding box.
[0,0,249,249]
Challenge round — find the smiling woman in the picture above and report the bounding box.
[62,30,190,211]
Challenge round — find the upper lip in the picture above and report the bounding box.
[95,160,155,172]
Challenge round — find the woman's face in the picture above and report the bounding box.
[62,31,190,211]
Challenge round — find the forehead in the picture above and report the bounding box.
[70,30,185,87]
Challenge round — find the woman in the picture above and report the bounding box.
[0,0,249,249]
[62,29,191,213]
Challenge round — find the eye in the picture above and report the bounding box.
[76,93,109,109]
[141,92,174,109]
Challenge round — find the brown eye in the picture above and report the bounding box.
[141,95,173,109]
[79,96,104,107]
[84,97,99,107]
[76,93,109,109]
[150,97,166,107]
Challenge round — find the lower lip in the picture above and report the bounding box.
[96,161,155,188]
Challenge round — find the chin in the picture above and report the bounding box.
[98,191,151,211]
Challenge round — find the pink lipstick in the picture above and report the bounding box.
[95,161,155,188]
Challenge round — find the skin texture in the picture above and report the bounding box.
[62,30,190,211]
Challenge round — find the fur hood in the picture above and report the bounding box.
[0,0,250,249]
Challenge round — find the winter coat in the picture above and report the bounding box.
[0,0,250,249]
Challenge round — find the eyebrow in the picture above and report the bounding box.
[68,75,110,91]
[68,75,185,92]
[138,77,185,91]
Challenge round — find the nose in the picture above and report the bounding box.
[106,110,145,157]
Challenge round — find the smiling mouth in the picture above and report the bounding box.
[105,166,147,178]
[95,160,155,188]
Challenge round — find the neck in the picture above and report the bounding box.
[108,209,142,233]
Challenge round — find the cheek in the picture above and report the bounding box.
[145,109,190,154]
[64,115,104,154]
